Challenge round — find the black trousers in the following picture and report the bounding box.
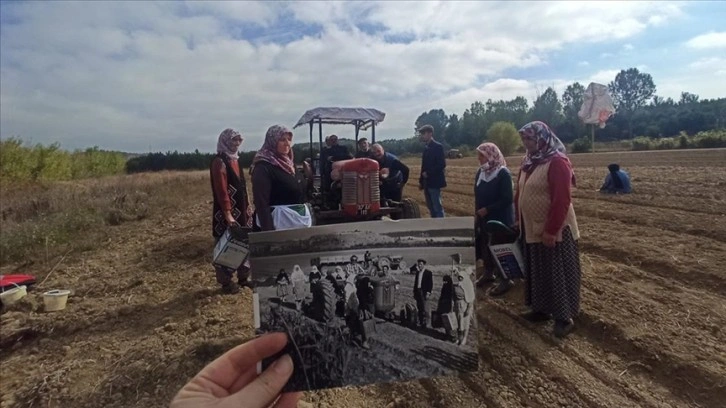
[414,289,430,326]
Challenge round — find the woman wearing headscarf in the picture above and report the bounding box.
[210,128,253,294]
[515,121,581,338]
[276,268,291,301]
[599,163,632,194]
[290,264,306,311]
[473,142,515,296]
[251,125,305,231]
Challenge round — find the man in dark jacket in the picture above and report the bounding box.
[326,134,353,162]
[370,143,409,202]
[355,137,372,158]
[411,259,433,328]
[418,125,446,218]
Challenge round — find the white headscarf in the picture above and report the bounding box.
[291,264,305,282]
[476,142,507,185]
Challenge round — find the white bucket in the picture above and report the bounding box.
[43,289,71,312]
[0,283,28,306]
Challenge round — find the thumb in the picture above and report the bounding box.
[225,354,295,408]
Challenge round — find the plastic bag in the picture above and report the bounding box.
[257,204,312,231]
[578,82,616,128]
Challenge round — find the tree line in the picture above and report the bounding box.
[413,67,726,150]
[5,67,724,178]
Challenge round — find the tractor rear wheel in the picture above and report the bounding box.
[401,198,421,219]
[311,279,336,323]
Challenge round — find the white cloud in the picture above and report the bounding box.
[685,31,726,49]
[623,43,634,51]
[587,70,621,86]
[578,61,590,67]
[0,0,714,153]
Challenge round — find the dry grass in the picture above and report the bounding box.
[0,170,211,267]
[261,305,352,392]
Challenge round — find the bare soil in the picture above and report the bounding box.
[2,148,725,408]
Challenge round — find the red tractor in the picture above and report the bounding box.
[293,107,421,225]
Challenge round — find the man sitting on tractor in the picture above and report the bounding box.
[326,135,353,164]
[370,143,410,202]
[355,137,372,158]
[346,255,367,277]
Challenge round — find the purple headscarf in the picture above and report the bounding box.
[252,125,295,175]
[217,128,242,160]
[518,121,576,186]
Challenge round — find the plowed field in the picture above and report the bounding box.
[1,148,725,408]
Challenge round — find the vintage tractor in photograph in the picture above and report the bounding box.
[305,255,352,322]
[306,254,401,323]
[367,273,400,320]
[374,255,407,273]
[292,107,422,225]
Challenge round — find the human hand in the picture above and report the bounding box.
[170,333,302,408]
[421,171,428,178]
[476,208,488,218]
[225,212,238,226]
[542,232,556,248]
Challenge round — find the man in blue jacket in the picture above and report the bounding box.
[418,125,446,218]
[370,143,410,202]
[599,163,632,194]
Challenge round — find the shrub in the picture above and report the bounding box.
[692,130,726,148]
[0,138,126,183]
[631,137,654,151]
[679,134,689,149]
[570,136,592,153]
[485,121,522,156]
[655,137,677,150]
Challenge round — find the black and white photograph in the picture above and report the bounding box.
[250,217,478,393]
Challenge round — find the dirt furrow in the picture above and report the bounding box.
[476,309,637,408]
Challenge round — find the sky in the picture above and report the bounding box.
[1,1,725,153]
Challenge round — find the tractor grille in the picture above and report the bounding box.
[342,171,380,205]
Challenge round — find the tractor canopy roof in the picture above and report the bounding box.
[293,107,386,130]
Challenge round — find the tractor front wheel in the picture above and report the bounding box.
[400,198,421,219]
[311,279,336,323]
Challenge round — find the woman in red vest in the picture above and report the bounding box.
[515,121,581,338]
[210,128,253,294]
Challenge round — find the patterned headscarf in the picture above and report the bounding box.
[476,142,507,185]
[252,125,295,175]
[217,128,242,160]
[518,121,576,186]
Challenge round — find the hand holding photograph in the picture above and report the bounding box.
[249,217,479,392]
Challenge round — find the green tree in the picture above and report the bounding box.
[679,92,700,105]
[461,101,487,146]
[485,121,522,157]
[529,87,563,127]
[444,113,462,147]
[414,109,449,143]
[608,67,657,137]
[562,82,586,138]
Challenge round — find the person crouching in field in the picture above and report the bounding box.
[210,128,253,294]
[599,163,632,194]
[516,121,582,338]
[473,142,516,296]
